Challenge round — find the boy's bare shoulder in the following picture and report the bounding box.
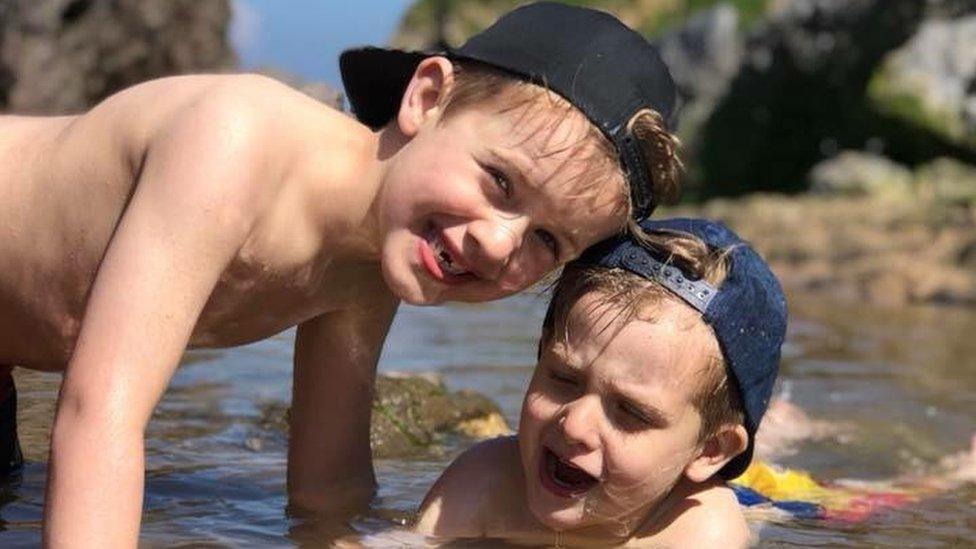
[105,73,340,147]
[416,436,519,537]
[65,73,356,208]
[633,480,751,548]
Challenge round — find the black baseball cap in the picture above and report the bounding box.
[340,1,678,219]
[575,218,788,479]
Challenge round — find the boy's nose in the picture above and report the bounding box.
[466,216,528,280]
[558,396,601,452]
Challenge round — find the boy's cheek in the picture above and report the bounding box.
[496,255,550,292]
[520,390,556,431]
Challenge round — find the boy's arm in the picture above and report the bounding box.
[44,92,271,547]
[287,288,399,514]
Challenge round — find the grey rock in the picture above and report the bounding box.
[691,0,976,198]
[656,5,742,106]
[655,5,742,136]
[0,0,235,114]
[869,15,976,149]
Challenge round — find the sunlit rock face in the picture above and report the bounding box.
[0,0,235,114]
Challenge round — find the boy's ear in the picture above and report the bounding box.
[683,424,749,483]
[396,56,455,137]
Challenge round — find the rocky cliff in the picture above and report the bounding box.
[392,0,976,199]
[0,0,234,114]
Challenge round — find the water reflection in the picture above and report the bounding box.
[0,293,974,545]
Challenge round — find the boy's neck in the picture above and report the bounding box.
[298,113,397,263]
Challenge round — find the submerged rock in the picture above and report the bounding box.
[257,373,511,459]
[371,373,511,458]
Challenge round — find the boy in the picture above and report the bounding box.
[0,2,683,546]
[417,218,788,547]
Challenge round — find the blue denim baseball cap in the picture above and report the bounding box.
[340,1,677,220]
[575,218,788,479]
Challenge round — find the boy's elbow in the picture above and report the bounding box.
[54,382,146,438]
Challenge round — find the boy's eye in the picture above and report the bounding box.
[486,166,512,198]
[535,229,559,258]
[547,368,577,387]
[618,401,652,427]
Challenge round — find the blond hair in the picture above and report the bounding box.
[541,229,743,439]
[440,61,682,221]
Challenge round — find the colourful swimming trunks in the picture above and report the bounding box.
[730,461,918,522]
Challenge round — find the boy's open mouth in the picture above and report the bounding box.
[420,226,473,282]
[539,446,599,498]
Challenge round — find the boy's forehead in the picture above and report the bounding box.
[492,99,601,163]
[492,128,625,213]
[551,294,712,386]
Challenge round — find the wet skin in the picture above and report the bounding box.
[519,293,715,534]
[0,61,628,546]
[0,74,624,370]
[417,293,750,546]
[0,75,385,370]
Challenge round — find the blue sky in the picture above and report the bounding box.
[231,0,414,87]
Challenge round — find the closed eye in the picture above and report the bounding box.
[545,363,582,391]
[548,369,577,386]
[617,400,656,429]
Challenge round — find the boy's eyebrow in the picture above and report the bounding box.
[488,149,531,192]
[612,382,671,426]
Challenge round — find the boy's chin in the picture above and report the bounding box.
[526,490,593,532]
[380,258,443,305]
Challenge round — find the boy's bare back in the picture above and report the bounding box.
[0,74,386,371]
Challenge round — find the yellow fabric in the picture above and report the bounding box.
[731,461,843,505]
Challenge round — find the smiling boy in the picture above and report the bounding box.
[417,218,787,546]
[0,3,684,546]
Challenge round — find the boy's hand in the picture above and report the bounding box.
[43,89,271,547]
[287,285,398,515]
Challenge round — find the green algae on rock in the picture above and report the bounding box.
[253,373,511,459]
[370,373,511,458]
[867,16,976,152]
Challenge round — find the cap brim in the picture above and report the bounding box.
[339,47,433,129]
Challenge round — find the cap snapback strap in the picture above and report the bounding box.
[618,247,717,314]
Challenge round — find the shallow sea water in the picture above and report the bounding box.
[1,292,974,547]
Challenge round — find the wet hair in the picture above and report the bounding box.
[540,229,744,440]
[439,61,682,221]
